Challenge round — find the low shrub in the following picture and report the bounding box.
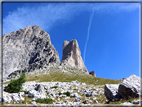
[63,91,70,96]
[35,98,53,104]
[4,71,26,93]
[51,86,58,89]
[59,92,62,95]
[59,91,70,96]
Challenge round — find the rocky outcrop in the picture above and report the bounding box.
[118,74,141,99]
[61,39,88,73]
[89,71,96,77]
[1,25,60,79]
[2,81,104,105]
[104,84,120,101]
[104,74,141,101]
[2,92,25,103]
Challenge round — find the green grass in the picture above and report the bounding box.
[26,66,122,85]
[51,86,58,89]
[59,91,71,96]
[34,98,53,104]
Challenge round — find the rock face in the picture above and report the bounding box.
[2,25,60,78]
[104,84,120,101]
[118,74,141,99]
[61,39,88,73]
[104,74,141,101]
[89,71,96,77]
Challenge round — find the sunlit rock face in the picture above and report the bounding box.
[1,25,60,78]
[61,39,88,73]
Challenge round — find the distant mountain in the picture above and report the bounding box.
[61,39,88,74]
[1,25,95,80]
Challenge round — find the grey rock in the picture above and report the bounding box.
[2,96,12,103]
[31,101,37,105]
[83,99,89,104]
[18,92,25,96]
[35,84,44,91]
[121,102,133,105]
[11,93,20,101]
[104,84,120,101]
[94,99,99,103]
[89,71,96,77]
[131,100,141,104]
[1,25,60,79]
[118,74,141,99]
[86,91,93,97]
[28,89,46,99]
[73,97,81,102]
[61,39,88,73]
[70,93,78,98]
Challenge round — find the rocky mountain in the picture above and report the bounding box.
[1,25,60,79]
[61,40,88,73]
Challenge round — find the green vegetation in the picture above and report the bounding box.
[34,98,53,104]
[59,91,70,96]
[4,71,26,93]
[21,90,29,94]
[26,66,122,85]
[51,86,58,89]
[63,91,70,96]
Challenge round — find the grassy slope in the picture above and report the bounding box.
[25,66,122,85]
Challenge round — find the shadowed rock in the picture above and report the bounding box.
[118,74,141,100]
[89,71,96,77]
[1,25,60,79]
[61,39,88,73]
[104,84,120,101]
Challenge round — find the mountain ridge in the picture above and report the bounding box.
[1,25,93,80]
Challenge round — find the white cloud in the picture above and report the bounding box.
[3,3,89,34]
[83,7,95,64]
[3,3,139,35]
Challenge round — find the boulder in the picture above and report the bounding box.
[28,88,46,100]
[70,93,79,98]
[12,94,21,101]
[86,91,93,97]
[118,74,141,99]
[131,100,141,104]
[94,99,99,103]
[89,71,96,77]
[73,97,81,102]
[104,84,120,101]
[83,99,90,104]
[61,39,88,73]
[2,92,25,103]
[31,101,37,105]
[1,25,60,79]
[2,95,12,103]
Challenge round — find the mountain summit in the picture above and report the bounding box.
[61,39,88,73]
[2,25,60,78]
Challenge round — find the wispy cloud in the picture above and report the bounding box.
[3,3,90,34]
[83,7,95,64]
[3,3,139,35]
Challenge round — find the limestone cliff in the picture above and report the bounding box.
[61,39,88,73]
[1,25,60,78]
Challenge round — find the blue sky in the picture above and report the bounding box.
[2,3,139,79]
